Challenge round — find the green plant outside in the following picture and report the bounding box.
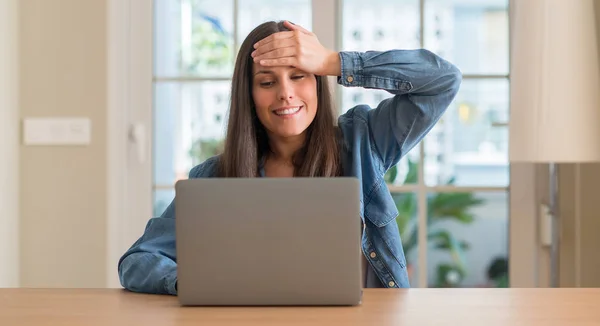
[385,159,488,287]
[181,2,233,75]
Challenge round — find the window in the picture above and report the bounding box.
[153,0,312,216]
[340,0,509,288]
[151,0,511,288]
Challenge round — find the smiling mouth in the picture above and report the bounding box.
[273,106,303,116]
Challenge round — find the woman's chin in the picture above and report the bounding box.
[272,127,308,139]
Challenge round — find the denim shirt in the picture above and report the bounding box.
[118,49,462,295]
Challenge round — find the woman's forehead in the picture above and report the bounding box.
[252,63,302,76]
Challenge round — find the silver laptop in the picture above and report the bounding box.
[175,177,363,306]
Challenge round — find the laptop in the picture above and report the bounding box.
[175,177,363,306]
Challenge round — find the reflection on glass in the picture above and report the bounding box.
[390,192,419,287]
[153,81,229,188]
[424,0,509,75]
[154,0,235,77]
[425,78,509,187]
[237,0,311,45]
[426,191,508,288]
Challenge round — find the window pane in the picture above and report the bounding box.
[424,78,509,187]
[153,81,229,189]
[340,88,395,115]
[384,152,420,186]
[425,0,509,75]
[391,192,419,287]
[427,191,508,288]
[237,0,311,44]
[342,0,420,52]
[154,0,235,77]
[154,189,175,217]
[340,0,420,113]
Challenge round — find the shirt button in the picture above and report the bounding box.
[369,252,377,259]
[388,281,395,287]
[346,76,354,83]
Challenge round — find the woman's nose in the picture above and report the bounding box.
[277,81,294,101]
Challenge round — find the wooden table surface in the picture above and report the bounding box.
[1,288,599,325]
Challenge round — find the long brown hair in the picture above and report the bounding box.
[218,21,341,177]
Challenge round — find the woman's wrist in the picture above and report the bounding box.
[321,50,341,76]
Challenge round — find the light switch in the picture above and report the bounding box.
[23,118,91,145]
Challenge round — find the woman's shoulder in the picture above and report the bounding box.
[188,155,220,178]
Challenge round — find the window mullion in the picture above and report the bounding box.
[312,0,340,112]
[417,0,428,289]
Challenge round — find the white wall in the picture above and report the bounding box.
[0,0,20,287]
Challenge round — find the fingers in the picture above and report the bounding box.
[252,21,311,49]
[252,38,298,58]
[257,57,298,67]
[253,31,295,49]
[283,20,311,35]
[250,21,312,67]
[253,46,296,63]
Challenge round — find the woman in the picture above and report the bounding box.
[118,20,461,295]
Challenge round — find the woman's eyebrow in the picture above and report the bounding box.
[254,70,274,76]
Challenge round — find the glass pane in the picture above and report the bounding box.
[384,152,420,186]
[153,189,175,217]
[424,78,509,187]
[153,81,229,188]
[342,0,421,52]
[340,88,395,115]
[237,0,312,45]
[154,0,235,77]
[424,0,509,75]
[390,192,419,287]
[340,0,420,117]
[426,191,508,288]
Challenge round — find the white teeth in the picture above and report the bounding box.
[274,106,301,116]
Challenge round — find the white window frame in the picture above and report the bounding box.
[107,0,154,288]
[107,0,539,288]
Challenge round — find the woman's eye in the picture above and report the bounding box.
[291,75,305,80]
[260,81,275,87]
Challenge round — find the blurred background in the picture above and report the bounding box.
[153,0,510,289]
[0,0,599,290]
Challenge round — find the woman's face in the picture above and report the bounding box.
[252,63,318,139]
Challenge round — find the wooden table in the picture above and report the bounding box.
[1,288,599,325]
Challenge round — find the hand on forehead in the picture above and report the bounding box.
[250,21,333,76]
